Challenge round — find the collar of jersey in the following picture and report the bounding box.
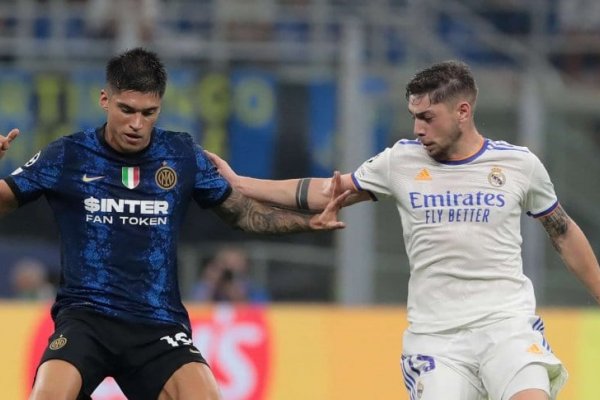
[95,124,156,159]
[438,138,488,165]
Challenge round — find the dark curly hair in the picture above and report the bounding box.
[405,60,478,105]
[106,47,167,97]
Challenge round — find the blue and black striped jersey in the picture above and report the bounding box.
[5,126,231,329]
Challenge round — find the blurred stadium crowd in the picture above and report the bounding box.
[0,0,599,76]
[0,0,599,306]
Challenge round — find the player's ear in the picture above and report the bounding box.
[456,101,471,122]
[99,89,109,111]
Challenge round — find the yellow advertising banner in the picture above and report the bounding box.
[0,303,598,400]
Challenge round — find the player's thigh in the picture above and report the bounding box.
[502,363,550,400]
[159,362,221,400]
[402,355,486,400]
[480,316,567,400]
[29,359,82,400]
[509,389,548,400]
[116,325,214,399]
[32,310,111,399]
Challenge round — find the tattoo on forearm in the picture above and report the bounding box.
[540,205,570,252]
[215,189,313,233]
[295,178,312,210]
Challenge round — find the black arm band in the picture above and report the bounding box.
[295,178,312,210]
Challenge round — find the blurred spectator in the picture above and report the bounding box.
[85,0,161,49]
[214,0,275,41]
[10,257,55,300]
[190,246,269,303]
[556,0,600,84]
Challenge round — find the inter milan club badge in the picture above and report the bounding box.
[49,334,67,350]
[488,167,506,187]
[122,166,140,189]
[155,162,177,190]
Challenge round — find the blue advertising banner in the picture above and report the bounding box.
[0,68,392,181]
[161,69,200,138]
[228,70,277,178]
[308,76,391,177]
[308,81,336,177]
[362,76,393,153]
[68,69,106,129]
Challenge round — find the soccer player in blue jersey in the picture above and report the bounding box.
[0,48,349,400]
[206,60,600,400]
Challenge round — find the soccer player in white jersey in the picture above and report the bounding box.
[206,60,600,400]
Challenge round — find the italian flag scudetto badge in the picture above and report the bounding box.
[122,166,140,189]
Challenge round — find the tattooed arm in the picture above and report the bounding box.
[205,150,369,211]
[539,204,600,304]
[213,172,351,234]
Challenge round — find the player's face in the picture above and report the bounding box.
[408,94,462,162]
[100,89,161,153]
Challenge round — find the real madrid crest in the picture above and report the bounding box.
[488,167,506,187]
[155,162,177,190]
[49,334,68,350]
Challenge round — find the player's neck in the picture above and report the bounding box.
[448,131,484,161]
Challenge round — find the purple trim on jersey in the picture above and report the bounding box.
[401,356,418,400]
[487,141,530,153]
[532,317,545,332]
[527,200,559,218]
[398,139,421,145]
[532,317,552,352]
[439,139,489,165]
[351,173,378,201]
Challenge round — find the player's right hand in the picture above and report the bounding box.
[0,128,19,159]
[309,171,351,231]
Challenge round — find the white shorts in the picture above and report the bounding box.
[401,315,568,400]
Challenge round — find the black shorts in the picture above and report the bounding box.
[36,308,208,400]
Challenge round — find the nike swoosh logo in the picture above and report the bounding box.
[189,348,201,354]
[82,174,105,183]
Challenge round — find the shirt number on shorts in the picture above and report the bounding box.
[160,332,193,347]
[415,355,436,372]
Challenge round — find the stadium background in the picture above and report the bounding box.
[0,0,599,398]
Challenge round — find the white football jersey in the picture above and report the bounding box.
[352,138,558,333]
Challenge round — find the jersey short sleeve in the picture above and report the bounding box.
[192,145,231,208]
[524,154,558,217]
[352,146,394,197]
[4,140,65,205]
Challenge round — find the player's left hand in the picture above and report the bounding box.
[0,128,19,160]
[205,150,240,186]
[310,171,350,230]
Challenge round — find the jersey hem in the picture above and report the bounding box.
[407,309,536,334]
[208,185,232,208]
[3,176,26,206]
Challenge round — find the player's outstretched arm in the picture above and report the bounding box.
[0,128,19,160]
[213,171,351,234]
[205,150,369,211]
[0,129,20,216]
[539,204,600,304]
